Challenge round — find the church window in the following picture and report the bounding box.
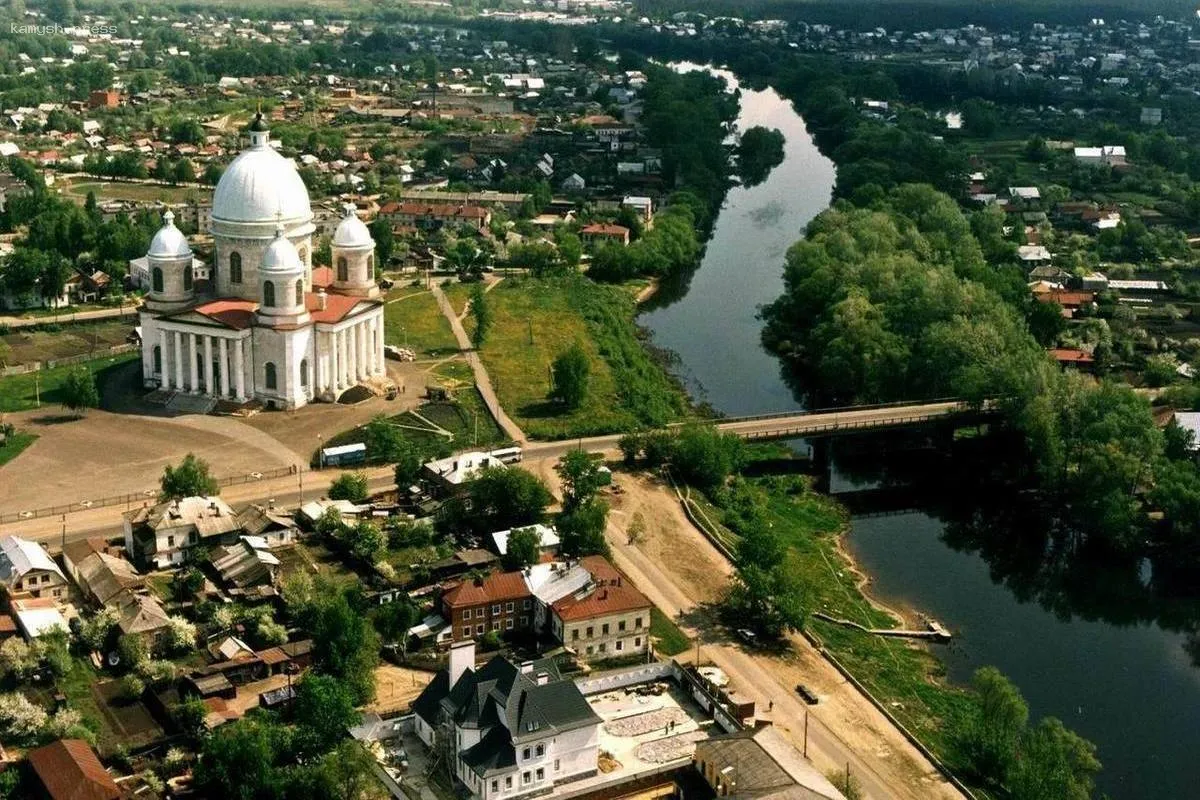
[263,280,275,307]
[298,245,308,265]
[153,346,161,373]
[264,362,277,390]
[300,359,309,387]
[367,253,375,273]
[230,251,243,283]
[295,281,303,306]
[151,267,163,293]
[337,256,348,282]
[183,264,193,291]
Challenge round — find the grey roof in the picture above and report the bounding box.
[413,654,598,776]
[0,536,64,584]
[234,504,295,537]
[694,727,844,800]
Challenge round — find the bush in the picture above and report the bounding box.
[329,471,369,502]
[120,674,147,702]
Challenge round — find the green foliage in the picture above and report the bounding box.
[550,343,590,409]
[452,466,552,534]
[470,282,491,349]
[328,471,369,503]
[502,526,542,570]
[557,497,610,558]
[59,365,98,415]
[671,425,745,490]
[556,450,606,511]
[738,126,786,187]
[307,586,380,705]
[957,667,1029,785]
[293,674,359,757]
[160,453,219,501]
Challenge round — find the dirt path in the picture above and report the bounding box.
[602,471,963,800]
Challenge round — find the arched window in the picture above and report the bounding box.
[337,256,348,282]
[183,264,193,291]
[300,359,309,387]
[230,251,243,284]
[263,280,275,308]
[151,267,163,293]
[153,345,162,373]
[367,253,375,274]
[297,245,308,265]
[295,281,304,306]
[264,362,277,390]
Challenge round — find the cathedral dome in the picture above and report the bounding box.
[147,211,191,259]
[261,227,304,275]
[332,205,373,249]
[211,116,312,229]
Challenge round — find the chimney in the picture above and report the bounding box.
[317,288,328,311]
[519,660,535,674]
[448,641,475,688]
[535,671,550,686]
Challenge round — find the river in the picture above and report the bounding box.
[639,66,1196,800]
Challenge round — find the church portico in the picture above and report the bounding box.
[137,112,386,411]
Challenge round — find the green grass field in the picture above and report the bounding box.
[64,180,211,206]
[475,277,688,439]
[0,352,139,412]
[0,431,37,467]
[384,290,460,358]
[650,606,691,656]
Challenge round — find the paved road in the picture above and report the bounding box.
[0,305,138,329]
[430,283,528,445]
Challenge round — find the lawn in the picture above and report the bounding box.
[64,179,211,205]
[650,606,691,656]
[475,277,688,439]
[383,290,459,358]
[0,352,139,412]
[442,281,475,317]
[0,431,37,467]
[1,319,135,366]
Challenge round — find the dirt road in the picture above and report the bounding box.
[602,470,963,800]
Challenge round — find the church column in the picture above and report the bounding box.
[339,329,350,388]
[218,338,228,398]
[188,333,199,392]
[159,329,170,387]
[234,338,246,402]
[351,325,361,383]
[315,334,325,396]
[363,321,373,378]
[329,331,340,392]
[373,317,384,375]
[173,330,184,390]
[203,336,214,396]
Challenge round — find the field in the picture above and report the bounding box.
[383,290,459,358]
[63,179,211,206]
[475,277,688,439]
[1,319,135,366]
[0,431,36,467]
[0,352,139,412]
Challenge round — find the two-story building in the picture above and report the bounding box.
[549,556,652,662]
[123,496,241,570]
[442,571,535,642]
[412,641,601,800]
[0,536,68,602]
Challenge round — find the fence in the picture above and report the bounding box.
[1,306,138,330]
[0,343,139,377]
[0,464,298,525]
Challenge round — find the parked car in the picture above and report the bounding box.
[736,628,757,646]
[795,684,818,705]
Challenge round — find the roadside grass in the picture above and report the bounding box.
[0,352,139,412]
[317,388,510,465]
[0,431,37,467]
[442,281,475,317]
[650,606,691,656]
[1,319,134,366]
[384,290,459,358]
[475,277,688,439]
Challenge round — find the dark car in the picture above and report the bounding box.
[795,684,818,705]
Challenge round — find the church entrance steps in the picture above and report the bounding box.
[165,393,218,415]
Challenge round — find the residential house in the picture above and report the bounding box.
[442,571,534,642]
[379,201,492,232]
[691,725,844,800]
[0,535,68,602]
[622,196,653,223]
[27,739,121,800]
[123,496,241,570]
[87,89,121,109]
[11,597,68,640]
[423,451,506,497]
[549,556,652,662]
[412,641,601,800]
[579,223,630,247]
[112,589,172,643]
[491,524,559,559]
[62,537,144,606]
[210,536,281,589]
[1074,145,1128,167]
[234,504,298,547]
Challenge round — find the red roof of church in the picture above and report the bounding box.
[312,266,333,289]
[306,291,362,324]
[192,298,258,330]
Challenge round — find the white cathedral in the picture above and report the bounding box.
[138,113,386,410]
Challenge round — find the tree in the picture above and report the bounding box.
[470,282,490,349]
[627,512,647,544]
[558,497,610,558]
[502,526,541,570]
[160,453,219,500]
[336,520,386,564]
[0,692,47,742]
[194,718,287,800]
[372,600,418,658]
[671,426,745,489]
[309,589,380,705]
[958,667,1029,785]
[463,466,552,533]
[312,740,379,800]
[161,616,197,655]
[369,219,394,267]
[60,366,98,416]
[328,472,369,503]
[551,343,590,409]
[293,674,360,757]
[556,450,606,511]
[1008,717,1100,800]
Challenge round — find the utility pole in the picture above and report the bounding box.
[60,514,66,554]
[298,464,304,504]
[35,373,40,408]
[804,709,809,758]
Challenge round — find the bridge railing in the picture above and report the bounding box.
[716,396,968,424]
[733,409,980,439]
